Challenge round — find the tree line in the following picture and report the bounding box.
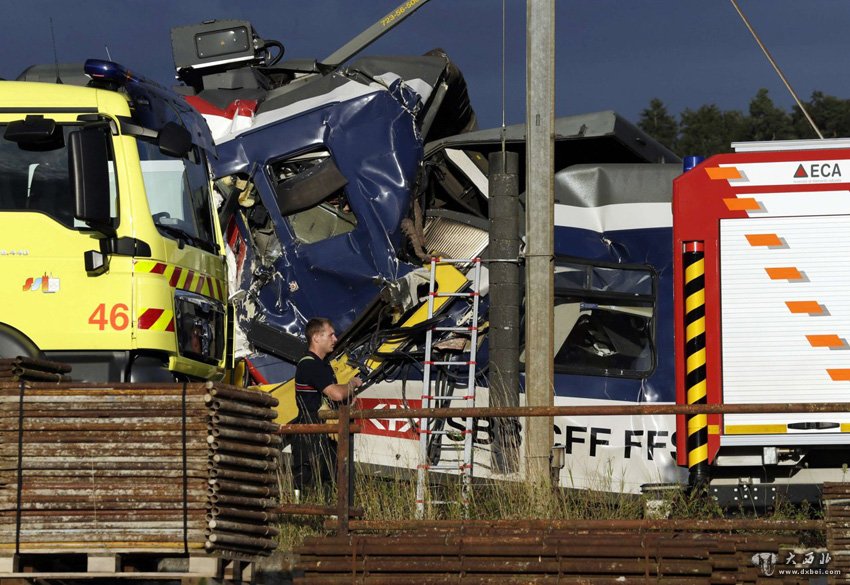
[637,89,850,157]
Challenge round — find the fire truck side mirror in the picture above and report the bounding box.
[69,126,113,231]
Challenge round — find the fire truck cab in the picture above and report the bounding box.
[0,60,227,382]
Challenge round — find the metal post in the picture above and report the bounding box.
[683,242,709,488]
[336,405,352,535]
[488,151,521,474]
[524,0,555,483]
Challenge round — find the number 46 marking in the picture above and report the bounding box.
[88,303,130,331]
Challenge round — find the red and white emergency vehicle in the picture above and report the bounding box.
[674,139,850,505]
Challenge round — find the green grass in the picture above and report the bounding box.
[277,463,648,549]
[275,461,825,550]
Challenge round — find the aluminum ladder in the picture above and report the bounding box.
[415,256,482,517]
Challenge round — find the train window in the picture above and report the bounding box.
[551,260,656,378]
[268,151,357,244]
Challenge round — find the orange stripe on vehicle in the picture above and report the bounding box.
[724,198,760,211]
[138,309,175,332]
[137,260,223,301]
[828,369,850,381]
[169,267,183,287]
[807,334,844,348]
[706,166,742,180]
[134,261,165,275]
[138,308,164,330]
[766,267,802,280]
[746,234,782,247]
[786,301,823,314]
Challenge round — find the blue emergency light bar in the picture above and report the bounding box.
[84,59,172,95]
[84,59,140,86]
[82,59,216,155]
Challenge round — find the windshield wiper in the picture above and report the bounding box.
[155,223,216,254]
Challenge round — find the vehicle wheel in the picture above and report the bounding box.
[0,323,42,359]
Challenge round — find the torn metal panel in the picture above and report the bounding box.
[212,82,423,352]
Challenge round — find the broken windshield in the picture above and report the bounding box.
[268,152,358,244]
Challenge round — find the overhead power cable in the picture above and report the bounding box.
[729,0,823,139]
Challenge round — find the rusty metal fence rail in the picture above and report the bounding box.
[281,401,850,535]
[342,401,850,420]
[274,401,850,583]
[276,406,361,534]
[296,528,806,584]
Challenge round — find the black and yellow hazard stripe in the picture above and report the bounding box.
[683,241,709,487]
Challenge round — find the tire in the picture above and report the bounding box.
[0,323,42,359]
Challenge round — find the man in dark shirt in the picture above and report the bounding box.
[292,317,362,492]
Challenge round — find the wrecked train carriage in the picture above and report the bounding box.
[172,19,690,492]
[358,113,688,493]
[176,42,479,381]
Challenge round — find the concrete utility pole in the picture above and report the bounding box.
[488,151,521,474]
[524,0,555,484]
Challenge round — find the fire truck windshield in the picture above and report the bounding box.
[137,139,217,254]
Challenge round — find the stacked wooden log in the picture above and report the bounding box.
[0,357,71,383]
[0,381,279,560]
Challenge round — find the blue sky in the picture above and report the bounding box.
[3,1,849,130]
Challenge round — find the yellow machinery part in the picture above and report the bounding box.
[263,263,468,425]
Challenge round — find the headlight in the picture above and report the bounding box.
[174,291,225,364]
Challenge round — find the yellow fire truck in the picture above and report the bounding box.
[0,60,227,382]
